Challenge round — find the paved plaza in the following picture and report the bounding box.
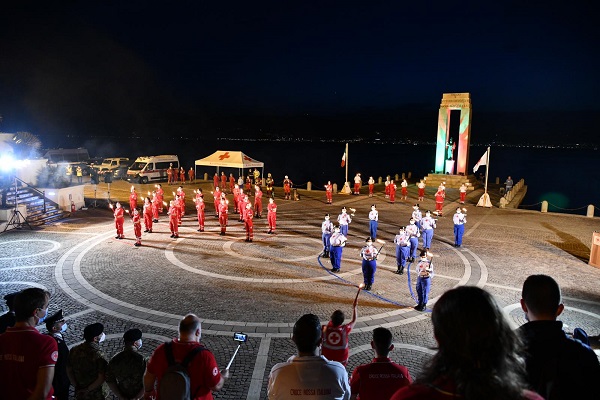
[1,180,599,399]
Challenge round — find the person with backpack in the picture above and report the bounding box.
[143,314,229,400]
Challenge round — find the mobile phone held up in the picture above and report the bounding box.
[234,332,248,342]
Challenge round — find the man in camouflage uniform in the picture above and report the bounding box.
[67,322,109,399]
[106,328,146,400]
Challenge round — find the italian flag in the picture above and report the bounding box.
[341,151,346,168]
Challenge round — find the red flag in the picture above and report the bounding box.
[341,152,346,168]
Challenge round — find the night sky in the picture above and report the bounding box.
[0,1,598,144]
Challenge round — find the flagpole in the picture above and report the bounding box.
[484,146,490,194]
[345,143,348,185]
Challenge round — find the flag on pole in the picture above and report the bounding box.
[473,150,488,172]
[341,151,346,167]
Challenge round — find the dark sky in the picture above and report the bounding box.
[0,1,598,144]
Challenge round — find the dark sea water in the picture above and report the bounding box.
[60,138,600,216]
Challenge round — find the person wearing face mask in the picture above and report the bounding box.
[106,328,147,400]
[0,288,57,399]
[67,322,109,400]
[368,205,378,239]
[46,309,71,400]
[405,218,420,262]
[321,214,334,258]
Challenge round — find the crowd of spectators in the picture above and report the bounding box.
[1,274,598,399]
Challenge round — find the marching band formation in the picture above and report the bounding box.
[109,175,468,310]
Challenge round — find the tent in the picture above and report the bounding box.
[194,150,264,181]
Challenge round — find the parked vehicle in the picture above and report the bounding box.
[93,157,130,173]
[127,155,179,184]
[112,165,130,180]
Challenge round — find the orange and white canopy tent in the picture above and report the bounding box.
[194,150,264,177]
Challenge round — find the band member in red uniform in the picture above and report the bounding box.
[195,196,205,232]
[229,173,235,193]
[254,185,263,218]
[283,175,292,200]
[389,179,397,203]
[167,164,174,185]
[155,184,164,213]
[401,178,408,201]
[368,176,375,197]
[435,186,445,215]
[459,182,467,204]
[143,197,153,233]
[385,176,391,198]
[212,187,221,216]
[353,173,362,195]
[129,186,138,215]
[220,172,227,190]
[417,179,426,202]
[321,293,359,366]
[188,167,194,183]
[175,194,184,226]
[132,208,142,246]
[151,192,160,223]
[267,197,277,234]
[243,203,254,242]
[168,200,179,238]
[179,167,186,184]
[218,197,228,235]
[324,181,333,204]
[112,202,125,239]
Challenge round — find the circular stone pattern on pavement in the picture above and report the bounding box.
[0,239,61,260]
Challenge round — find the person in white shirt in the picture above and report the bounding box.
[368,205,378,239]
[268,314,350,400]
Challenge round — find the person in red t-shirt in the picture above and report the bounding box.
[321,289,359,366]
[350,327,412,400]
[0,288,58,400]
[143,314,229,400]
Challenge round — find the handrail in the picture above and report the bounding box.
[13,177,60,214]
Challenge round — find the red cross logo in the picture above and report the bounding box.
[219,152,230,160]
[327,331,341,345]
[243,156,252,161]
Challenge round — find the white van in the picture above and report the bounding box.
[126,155,179,184]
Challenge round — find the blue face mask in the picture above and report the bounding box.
[38,308,48,323]
[61,323,68,333]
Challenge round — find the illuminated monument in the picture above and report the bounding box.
[434,93,472,175]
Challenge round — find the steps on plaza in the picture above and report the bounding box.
[422,173,480,190]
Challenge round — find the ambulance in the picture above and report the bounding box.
[126,155,179,184]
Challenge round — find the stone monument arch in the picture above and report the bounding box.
[434,93,472,175]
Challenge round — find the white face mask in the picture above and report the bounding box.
[410,221,415,225]
[136,339,143,349]
[99,332,106,343]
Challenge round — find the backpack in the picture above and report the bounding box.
[159,341,205,400]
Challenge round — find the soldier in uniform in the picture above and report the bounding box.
[67,322,109,400]
[265,173,274,198]
[420,210,437,251]
[453,207,467,247]
[394,226,410,275]
[0,292,17,333]
[106,328,146,400]
[406,218,420,262]
[368,176,375,197]
[360,237,379,291]
[143,197,153,233]
[267,197,277,234]
[329,225,347,273]
[368,204,378,239]
[46,309,71,400]
[337,206,352,237]
[321,214,333,257]
[414,250,434,311]
[254,184,263,218]
[244,202,254,242]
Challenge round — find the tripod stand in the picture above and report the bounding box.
[2,178,32,232]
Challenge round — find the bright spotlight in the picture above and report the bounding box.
[0,154,15,172]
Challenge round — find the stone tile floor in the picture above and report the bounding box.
[1,180,599,399]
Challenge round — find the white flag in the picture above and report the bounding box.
[473,150,487,172]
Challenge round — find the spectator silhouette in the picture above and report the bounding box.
[350,327,412,400]
[391,286,543,400]
[268,313,350,399]
[519,274,600,399]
